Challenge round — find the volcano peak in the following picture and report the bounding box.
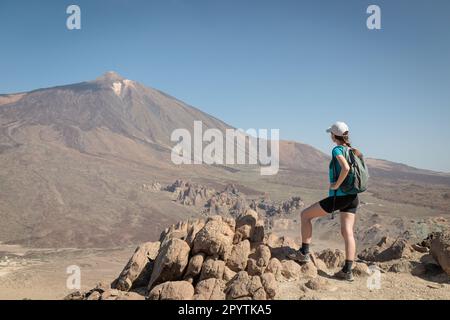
[95,71,126,82]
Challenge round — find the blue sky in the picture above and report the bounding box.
[1,0,449,172]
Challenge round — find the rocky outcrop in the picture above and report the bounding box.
[430,231,450,276]
[376,238,414,262]
[165,180,304,224]
[356,233,450,280]
[67,214,403,301]
[165,180,215,206]
[204,184,249,217]
[112,241,160,291]
[64,219,450,301]
[358,237,413,262]
[165,180,252,218]
[257,196,304,217]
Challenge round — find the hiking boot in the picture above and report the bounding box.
[333,269,354,282]
[288,249,311,263]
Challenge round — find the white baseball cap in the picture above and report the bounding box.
[326,121,349,136]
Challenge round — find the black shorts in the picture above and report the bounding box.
[319,194,359,214]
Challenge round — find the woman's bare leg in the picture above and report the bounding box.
[301,202,328,244]
[340,212,356,260]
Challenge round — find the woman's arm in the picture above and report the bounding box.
[330,154,350,190]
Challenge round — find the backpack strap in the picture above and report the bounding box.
[331,154,338,220]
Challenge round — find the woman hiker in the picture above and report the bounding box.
[289,121,363,281]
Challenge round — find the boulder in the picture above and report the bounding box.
[304,277,336,291]
[64,291,84,300]
[388,260,413,273]
[352,262,370,277]
[300,261,318,278]
[234,209,259,244]
[115,292,146,300]
[377,236,395,248]
[225,271,251,299]
[101,288,120,300]
[148,238,190,290]
[279,237,299,250]
[226,240,251,272]
[251,220,265,243]
[148,281,194,300]
[265,234,299,249]
[225,271,267,300]
[159,221,189,244]
[200,257,225,281]
[160,219,205,248]
[430,231,450,276]
[375,238,414,262]
[318,249,345,269]
[411,264,427,276]
[192,216,234,259]
[260,273,278,299]
[183,253,205,283]
[265,258,283,281]
[419,232,439,249]
[358,236,394,261]
[310,253,328,273]
[71,283,109,301]
[266,234,300,260]
[280,260,302,281]
[221,216,237,232]
[359,238,414,262]
[113,241,160,291]
[223,266,236,282]
[265,233,281,248]
[419,254,443,275]
[86,291,102,300]
[247,244,271,276]
[185,220,207,248]
[194,278,226,300]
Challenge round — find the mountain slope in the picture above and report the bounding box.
[0,72,236,247]
[0,72,230,152]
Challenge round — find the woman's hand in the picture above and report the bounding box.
[329,183,339,190]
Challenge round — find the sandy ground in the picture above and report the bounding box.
[0,244,134,300]
[278,271,450,300]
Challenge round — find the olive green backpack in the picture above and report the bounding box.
[332,147,369,194]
